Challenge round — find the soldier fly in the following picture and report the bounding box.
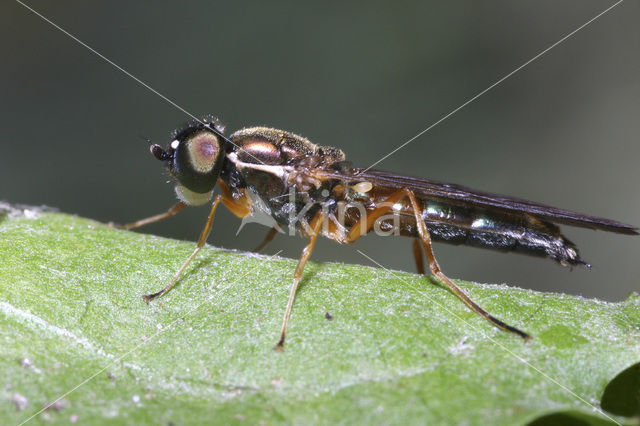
[117,116,637,349]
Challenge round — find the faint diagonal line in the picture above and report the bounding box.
[356,249,620,425]
[15,0,197,122]
[360,0,625,174]
[18,249,283,426]
[13,0,266,166]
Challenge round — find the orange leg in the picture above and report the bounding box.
[403,189,530,340]
[252,226,279,253]
[412,238,426,275]
[275,211,325,350]
[221,177,278,253]
[345,187,529,340]
[217,179,234,198]
[345,189,408,242]
[111,201,187,230]
[218,179,252,218]
[142,193,250,303]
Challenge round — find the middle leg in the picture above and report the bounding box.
[252,226,279,253]
[275,211,325,350]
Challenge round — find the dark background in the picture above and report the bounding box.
[2,1,638,301]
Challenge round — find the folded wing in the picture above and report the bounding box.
[322,167,638,235]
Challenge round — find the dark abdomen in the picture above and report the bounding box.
[375,200,587,267]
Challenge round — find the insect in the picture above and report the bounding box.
[117,116,637,349]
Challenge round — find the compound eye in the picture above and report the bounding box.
[173,130,225,194]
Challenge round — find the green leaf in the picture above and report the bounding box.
[601,363,640,418]
[1,206,639,425]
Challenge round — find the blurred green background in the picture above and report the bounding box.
[1,1,638,301]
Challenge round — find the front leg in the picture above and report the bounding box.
[110,201,186,230]
[142,192,251,303]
